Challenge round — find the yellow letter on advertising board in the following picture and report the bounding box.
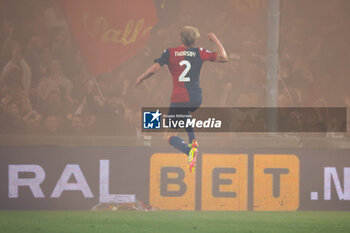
[150,153,195,210]
[254,154,299,211]
[201,154,248,210]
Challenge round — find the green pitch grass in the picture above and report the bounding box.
[1,211,350,233]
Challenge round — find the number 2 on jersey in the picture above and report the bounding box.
[179,60,191,82]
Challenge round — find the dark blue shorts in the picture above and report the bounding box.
[167,99,202,130]
[168,100,201,116]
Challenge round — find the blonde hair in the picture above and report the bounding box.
[180,26,200,47]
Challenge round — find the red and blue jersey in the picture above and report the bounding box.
[154,46,217,103]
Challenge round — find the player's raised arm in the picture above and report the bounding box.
[207,33,228,63]
[135,62,161,87]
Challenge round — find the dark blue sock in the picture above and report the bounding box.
[186,128,195,144]
[169,136,191,155]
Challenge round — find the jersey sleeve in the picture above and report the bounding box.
[154,49,169,66]
[199,48,217,62]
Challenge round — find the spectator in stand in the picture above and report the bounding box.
[36,59,74,105]
[0,68,41,134]
[42,90,71,117]
[1,42,32,96]
[68,114,97,135]
[70,52,92,99]
[0,99,26,134]
[39,47,53,78]
[67,78,125,135]
[291,67,323,107]
[51,27,77,77]
[0,21,16,69]
[31,59,74,134]
[71,115,85,134]
[1,68,31,111]
[219,82,233,107]
[121,108,142,137]
[42,115,62,134]
[25,36,44,87]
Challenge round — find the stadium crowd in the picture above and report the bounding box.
[0,0,349,135]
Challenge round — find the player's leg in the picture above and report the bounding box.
[168,132,197,173]
[187,136,198,173]
[167,102,199,172]
[186,124,196,144]
[167,103,191,155]
[168,135,191,155]
[186,104,201,172]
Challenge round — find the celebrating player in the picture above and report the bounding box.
[136,26,228,172]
